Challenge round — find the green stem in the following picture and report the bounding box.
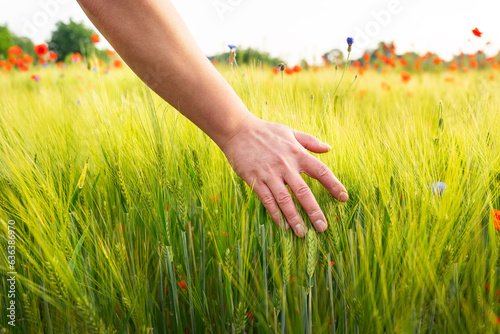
[181,232,195,334]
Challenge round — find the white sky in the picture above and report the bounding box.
[1,0,499,64]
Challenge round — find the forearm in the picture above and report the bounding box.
[77,0,254,149]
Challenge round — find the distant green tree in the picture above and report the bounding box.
[0,25,35,59]
[48,20,97,60]
[209,47,283,66]
[11,36,35,57]
[0,26,12,59]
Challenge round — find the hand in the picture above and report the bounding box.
[221,115,349,237]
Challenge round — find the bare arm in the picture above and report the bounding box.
[77,0,348,237]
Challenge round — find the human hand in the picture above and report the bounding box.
[221,115,349,237]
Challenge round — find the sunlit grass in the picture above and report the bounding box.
[0,64,499,333]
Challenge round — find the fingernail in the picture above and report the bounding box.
[315,220,327,232]
[339,192,349,202]
[324,143,332,151]
[295,224,306,237]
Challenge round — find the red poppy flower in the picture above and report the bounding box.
[284,68,294,75]
[363,53,370,62]
[91,34,100,43]
[17,62,29,72]
[449,63,458,71]
[48,51,58,62]
[433,57,441,65]
[23,54,33,65]
[209,194,220,203]
[34,44,48,57]
[1,63,12,72]
[353,61,361,68]
[358,89,367,97]
[292,65,302,73]
[71,52,82,63]
[272,67,279,75]
[472,28,482,37]
[399,58,407,66]
[401,71,412,83]
[178,280,187,289]
[248,311,254,321]
[113,59,123,68]
[493,209,500,231]
[8,46,22,57]
[414,59,421,71]
[106,49,115,57]
[470,59,479,69]
[30,74,41,82]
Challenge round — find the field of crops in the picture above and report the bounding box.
[1,55,500,333]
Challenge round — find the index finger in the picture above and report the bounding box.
[302,157,348,202]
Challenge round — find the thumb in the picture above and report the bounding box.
[292,129,332,153]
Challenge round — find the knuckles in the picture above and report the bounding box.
[261,195,276,206]
[289,143,303,156]
[307,208,322,218]
[276,190,292,205]
[317,163,330,178]
[295,185,311,197]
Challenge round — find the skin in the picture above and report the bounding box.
[77,0,348,237]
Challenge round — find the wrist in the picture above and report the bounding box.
[217,112,260,155]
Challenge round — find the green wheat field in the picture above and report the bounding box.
[1,64,500,333]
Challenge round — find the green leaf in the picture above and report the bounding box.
[68,228,88,274]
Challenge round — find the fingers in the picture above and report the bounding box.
[266,179,308,238]
[285,173,328,232]
[303,157,349,203]
[253,183,289,229]
[293,129,331,153]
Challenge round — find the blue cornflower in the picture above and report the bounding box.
[429,181,447,196]
[346,37,354,52]
[228,44,236,59]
